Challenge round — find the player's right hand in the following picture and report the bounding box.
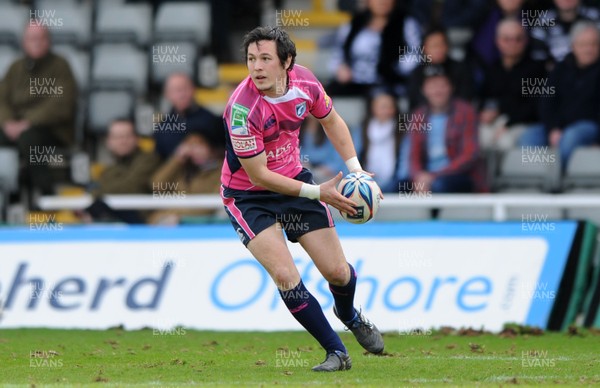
[319,172,358,215]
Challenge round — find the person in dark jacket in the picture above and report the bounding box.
[82,118,161,224]
[407,27,475,110]
[0,23,77,194]
[148,131,224,225]
[471,0,528,66]
[94,119,160,197]
[327,0,422,96]
[153,72,223,160]
[521,21,600,168]
[479,18,547,151]
[530,0,600,64]
[411,0,489,31]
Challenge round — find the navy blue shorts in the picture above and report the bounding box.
[221,168,335,246]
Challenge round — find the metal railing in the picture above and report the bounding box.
[37,193,600,222]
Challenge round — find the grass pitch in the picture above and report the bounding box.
[0,326,599,387]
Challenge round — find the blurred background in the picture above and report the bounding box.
[0,0,599,226]
[1,0,600,334]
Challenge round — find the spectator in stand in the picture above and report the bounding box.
[472,0,527,66]
[410,66,483,193]
[153,72,223,160]
[0,23,77,194]
[94,119,160,196]
[521,21,600,169]
[328,0,422,96]
[411,0,489,31]
[354,91,400,192]
[83,118,161,223]
[148,131,224,225]
[479,18,547,151]
[530,0,600,64]
[299,116,349,183]
[407,27,475,110]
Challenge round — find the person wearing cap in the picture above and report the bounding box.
[409,65,484,193]
[153,72,223,160]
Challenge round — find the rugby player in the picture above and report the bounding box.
[221,26,384,371]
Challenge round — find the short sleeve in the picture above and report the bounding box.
[225,102,264,158]
[309,82,333,119]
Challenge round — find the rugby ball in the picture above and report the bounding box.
[337,172,382,224]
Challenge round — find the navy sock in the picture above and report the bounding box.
[329,263,357,322]
[279,280,346,354]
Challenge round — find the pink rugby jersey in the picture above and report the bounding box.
[221,65,333,191]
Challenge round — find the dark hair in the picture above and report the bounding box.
[359,91,400,166]
[242,26,297,71]
[343,4,408,84]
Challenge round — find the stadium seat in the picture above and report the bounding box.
[333,97,366,130]
[53,45,90,91]
[87,90,135,134]
[150,41,198,86]
[0,45,18,80]
[437,206,494,221]
[312,48,334,83]
[0,147,19,195]
[154,2,211,46]
[95,3,153,47]
[43,3,92,47]
[95,0,126,7]
[563,147,600,191]
[495,148,560,192]
[52,45,89,146]
[0,4,28,47]
[282,0,313,10]
[92,44,149,95]
[35,0,79,7]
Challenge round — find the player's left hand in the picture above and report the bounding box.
[320,172,359,215]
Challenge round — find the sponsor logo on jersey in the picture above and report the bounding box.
[231,103,249,135]
[264,114,277,130]
[324,93,331,109]
[231,125,248,135]
[266,142,292,160]
[295,101,307,117]
[231,135,257,152]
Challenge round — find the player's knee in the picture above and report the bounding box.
[324,263,349,286]
[272,268,299,290]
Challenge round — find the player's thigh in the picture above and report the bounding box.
[247,223,300,290]
[297,227,349,286]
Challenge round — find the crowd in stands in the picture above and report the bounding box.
[302,0,600,195]
[1,0,600,224]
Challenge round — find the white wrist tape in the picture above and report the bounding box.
[299,183,320,200]
[345,156,362,172]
